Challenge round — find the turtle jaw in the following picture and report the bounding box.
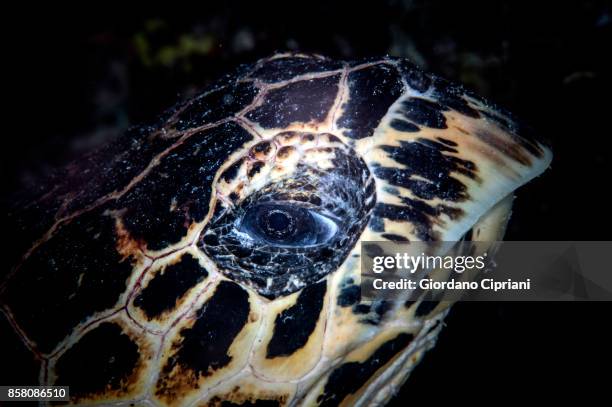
[305,195,515,406]
[356,315,446,406]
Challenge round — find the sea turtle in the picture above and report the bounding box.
[1,53,552,406]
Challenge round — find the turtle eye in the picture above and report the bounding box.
[239,203,338,247]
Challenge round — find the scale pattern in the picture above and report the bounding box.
[1,53,551,406]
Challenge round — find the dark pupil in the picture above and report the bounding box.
[262,210,295,238]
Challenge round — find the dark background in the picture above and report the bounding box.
[3,1,611,404]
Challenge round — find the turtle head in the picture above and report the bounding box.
[1,52,553,406]
[196,55,552,405]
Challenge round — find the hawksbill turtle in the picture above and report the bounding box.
[1,53,552,406]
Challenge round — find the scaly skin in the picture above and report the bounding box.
[1,53,551,406]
